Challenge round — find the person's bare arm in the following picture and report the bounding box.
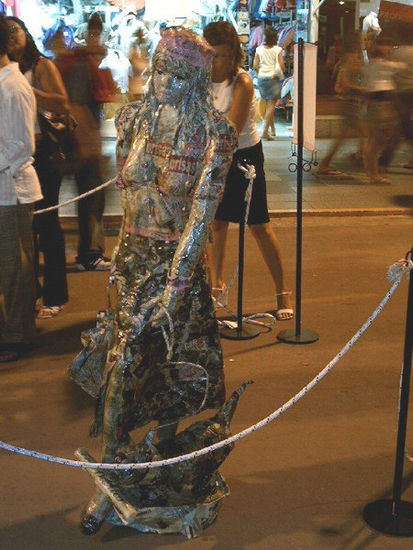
[34,58,69,113]
[253,52,260,72]
[278,50,285,74]
[226,71,254,135]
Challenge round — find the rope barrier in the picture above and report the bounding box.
[34,177,117,215]
[1,258,410,470]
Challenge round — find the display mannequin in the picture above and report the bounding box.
[106,0,149,96]
[229,0,250,36]
[362,11,381,36]
[70,28,243,538]
[108,0,148,58]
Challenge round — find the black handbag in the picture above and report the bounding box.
[38,110,77,164]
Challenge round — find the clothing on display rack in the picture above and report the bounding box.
[277,23,294,48]
[362,11,381,35]
[257,0,296,17]
[248,24,264,51]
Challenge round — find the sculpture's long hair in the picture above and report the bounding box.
[133,28,222,153]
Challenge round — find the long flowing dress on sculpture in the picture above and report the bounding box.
[68,28,248,539]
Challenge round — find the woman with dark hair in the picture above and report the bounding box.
[6,16,69,318]
[253,25,284,139]
[203,21,293,321]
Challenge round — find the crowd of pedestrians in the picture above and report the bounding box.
[3,8,413,368]
[0,13,294,364]
[318,27,413,185]
[0,12,114,362]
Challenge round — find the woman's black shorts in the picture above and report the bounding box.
[215,141,270,225]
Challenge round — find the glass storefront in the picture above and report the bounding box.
[0,0,300,135]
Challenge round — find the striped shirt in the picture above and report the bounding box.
[0,62,42,205]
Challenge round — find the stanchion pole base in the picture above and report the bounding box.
[277,328,319,344]
[219,323,260,341]
[363,499,413,536]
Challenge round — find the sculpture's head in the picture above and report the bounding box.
[151,27,215,105]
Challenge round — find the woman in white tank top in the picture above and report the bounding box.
[203,22,293,321]
[253,26,284,140]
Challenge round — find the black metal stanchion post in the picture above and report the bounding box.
[220,197,260,341]
[363,248,413,536]
[277,38,318,345]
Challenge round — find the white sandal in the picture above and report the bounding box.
[211,287,228,309]
[275,291,294,321]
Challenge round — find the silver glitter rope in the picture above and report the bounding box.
[0,258,410,470]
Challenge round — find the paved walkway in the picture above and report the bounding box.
[1,217,413,549]
[59,119,413,219]
[263,137,413,214]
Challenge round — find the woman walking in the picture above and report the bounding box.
[204,21,293,321]
[253,25,284,140]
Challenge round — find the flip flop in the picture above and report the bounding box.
[369,177,392,185]
[317,168,348,178]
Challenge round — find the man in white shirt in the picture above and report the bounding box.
[0,14,42,362]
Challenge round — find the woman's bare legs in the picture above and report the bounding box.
[319,119,364,173]
[262,99,277,139]
[318,124,353,172]
[208,220,292,318]
[248,222,292,317]
[363,131,392,183]
[207,220,229,292]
